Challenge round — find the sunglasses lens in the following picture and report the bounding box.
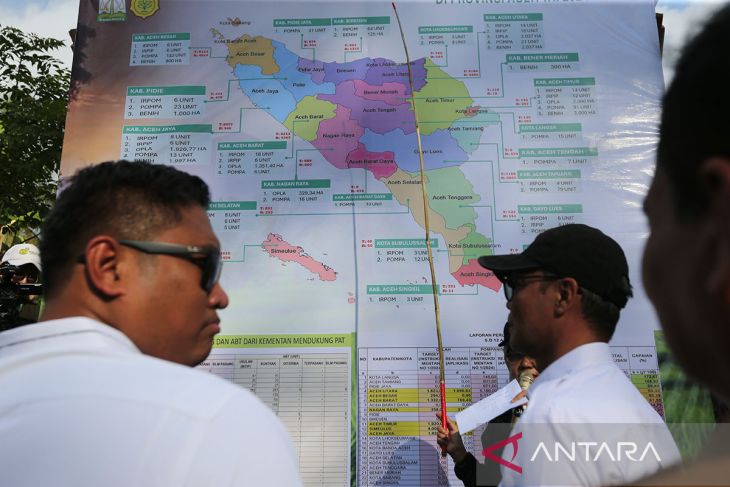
[503,282,513,301]
[203,251,222,292]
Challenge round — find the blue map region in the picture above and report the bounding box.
[272,41,336,101]
[361,128,468,172]
[234,64,296,123]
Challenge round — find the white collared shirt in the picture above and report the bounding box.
[0,317,302,487]
[499,342,680,487]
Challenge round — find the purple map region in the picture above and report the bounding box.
[322,57,373,85]
[297,58,326,84]
[363,58,426,94]
[361,128,468,173]
[318,80,416,135]
[353,80,408,106]
[311,105,363,170]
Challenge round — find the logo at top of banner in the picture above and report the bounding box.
[131,0,160,19]
[97,0,126,22]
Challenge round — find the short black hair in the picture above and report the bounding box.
[658,4,730,219]
[40,160,210,297]
[579,287,620,341]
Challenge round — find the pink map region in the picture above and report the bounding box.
[345,143,398,180]
[263,233,337,281]
[311,105,362,170]
[452,259,502,291]
[353,80,408,106]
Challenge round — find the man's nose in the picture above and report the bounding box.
[520,356,538,372]
[209,282,229,309]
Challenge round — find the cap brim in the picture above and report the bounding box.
[477,253,540,275]
[5,258,41,272]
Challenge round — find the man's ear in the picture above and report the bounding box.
[555,277,579,315]
[700,157,730,294]
[700,157,730,197]
[82,236,126,298]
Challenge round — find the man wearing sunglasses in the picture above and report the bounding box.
[0,161,301,486]
[477,224,679,486]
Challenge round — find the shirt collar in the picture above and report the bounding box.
[0,316,141,355]
[527,342,612,399]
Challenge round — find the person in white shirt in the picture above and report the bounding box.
[477,224,680,487]
[0,160,302,487]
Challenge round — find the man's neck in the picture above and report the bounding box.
[535,328,603,371]
[41,296,108,325]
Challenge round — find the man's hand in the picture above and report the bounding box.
[435,412,469,463]
[511,390,527,403]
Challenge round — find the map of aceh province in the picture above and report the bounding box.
[217,32,501,292]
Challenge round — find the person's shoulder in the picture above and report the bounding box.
[560,360,634,393]
[2,317,261,420]
[536,362,663,423]
[129,361,302,485]
[124,353,257,416]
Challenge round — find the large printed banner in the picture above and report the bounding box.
[61,1,665,485]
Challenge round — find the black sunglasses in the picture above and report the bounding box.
[118,240,222,293]
[504,350,525,362]
[502,273,559,302]
[77,240,223,293]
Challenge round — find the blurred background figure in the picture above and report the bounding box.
[1,243,41,284]
[500,322,539,418]
[437,322,539,487]
[641,4,730,484]
[0,243,42,329]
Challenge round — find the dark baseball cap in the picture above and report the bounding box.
[478,224,632,308]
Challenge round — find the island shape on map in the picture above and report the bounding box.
[221,32,500,292]
[263,233,337,282]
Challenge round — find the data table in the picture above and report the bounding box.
[200,345,352,487]
[357,345,663,486]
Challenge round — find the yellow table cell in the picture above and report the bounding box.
[447,388,473,394]
[419,423,442,436]
[368,406,420,413]
[368,421,421,436]
[446,393,473,403]
[368,388,420,402]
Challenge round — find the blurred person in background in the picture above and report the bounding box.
[640,5,730,484]
[437,322,539,486]
[0,243,42,327]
